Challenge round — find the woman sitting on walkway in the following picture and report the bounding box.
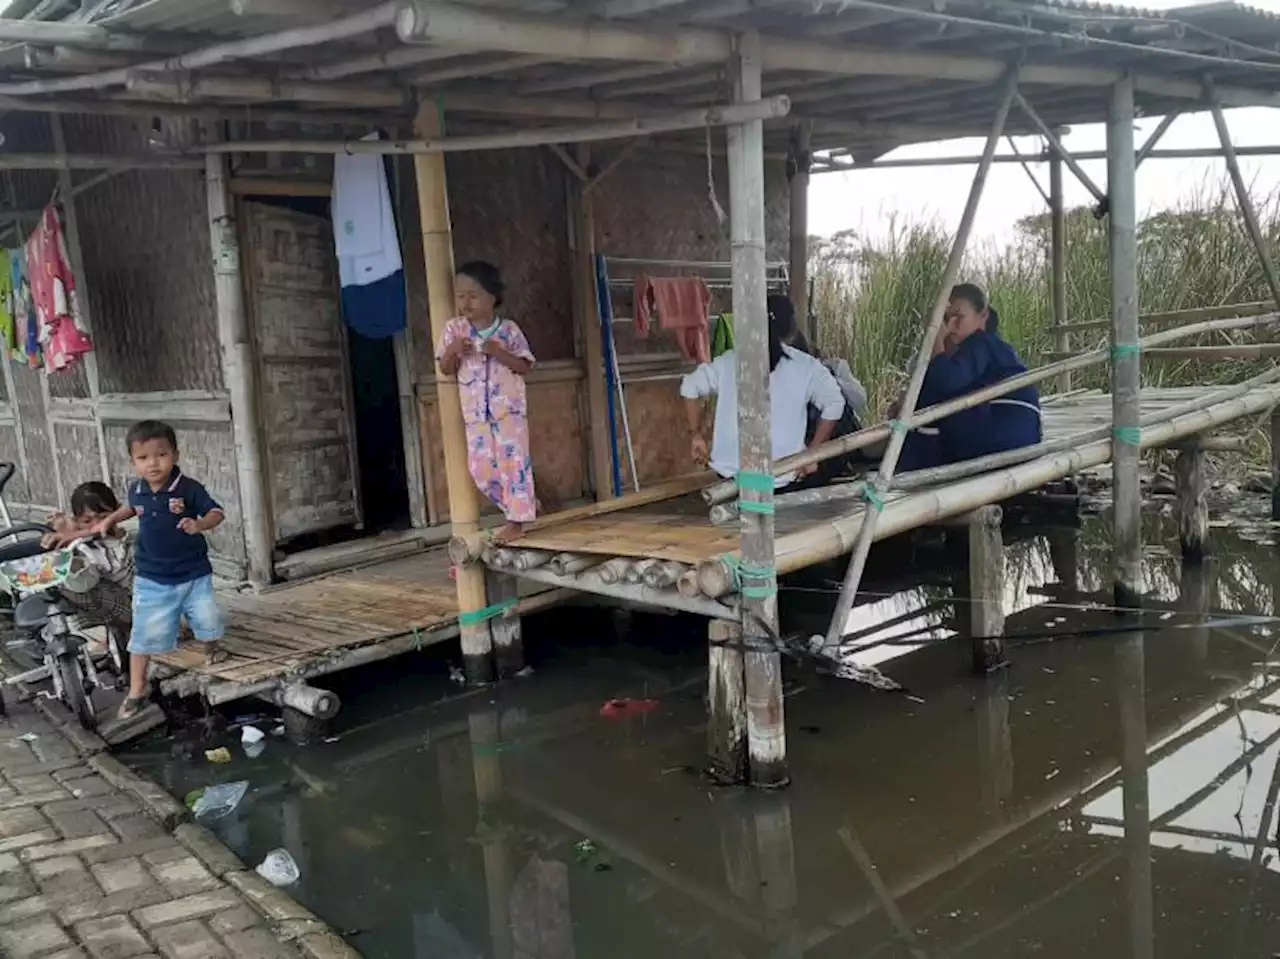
[896,283,1042,472]
[681,300,846,491]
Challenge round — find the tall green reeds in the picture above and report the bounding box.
[811,179,1280,416]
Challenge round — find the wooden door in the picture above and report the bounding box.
[241,201,362,543]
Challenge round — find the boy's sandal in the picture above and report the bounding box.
[116,696,147,721]
[204,642,231,666]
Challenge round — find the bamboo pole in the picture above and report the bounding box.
[0,2,401,96]
[1109,75,1141,607]
[1014,92,1107,204]
[818,145,1280,173]
[517,471,712,537]
[393,1,1280,111]
[819,71,1019,649]
[485,568,524,678]
[1174,445,1207,563]
[1053,300,1270,336]
[728,30,786,789]
[1046,344,1280,361]
[707,619,746,784]
[701,309,1280,505]
[125,74,406,109]
[199,98,792,154]
[696,383,1280,598]
[1118,632,1155,959]
[0,152,202,170]
[514,564,737,619]
[571,143,614,501]
[1049,149,1069,393]
[414,101,493,685]
[1134,111,1180,167]
[1270,408,1280,522]
[205,151,274,586]
[788,120,811,341]
[968,505,1006,673]
[1207,85,1280,310]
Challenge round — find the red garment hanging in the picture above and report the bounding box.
[25,204,92,372]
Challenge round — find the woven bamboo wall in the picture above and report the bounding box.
[103,423,246,573]
[10,363,57,509]
[52,421,100,501]
[69,113,221,395]
[0,424,29,505]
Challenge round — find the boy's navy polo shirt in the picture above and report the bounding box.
[128,469,222,585]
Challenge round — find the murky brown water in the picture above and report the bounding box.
[124,499,1280,959]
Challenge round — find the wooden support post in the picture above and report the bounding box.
[414,101,493,684]
[205,150,274,585]
[753,795,797,939]
[787,120,811,342]
[1049,526,1080,593]
[968,505,1006,674]
[707,618,746,783]
[1272,407,1280,521]
[728,30,786,789]
[468,705,514,959]
[1208,88,1280,310]
[1173,443,1207,563]
[1049,148,1070,393]
[1108,76,1142,608]
[976,671,1013,814]
[485,566,524,678]
[821,70,1018,649]
[570,143,613,501]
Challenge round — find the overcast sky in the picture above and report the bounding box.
[809,0,1280,245]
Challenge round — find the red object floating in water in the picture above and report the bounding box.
[599,698,659,718]
[448,565,457,581]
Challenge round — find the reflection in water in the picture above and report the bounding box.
[122,509,1280,958]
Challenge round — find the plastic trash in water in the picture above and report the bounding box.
[192,780,248,821]
[599,698,659,719]
[204,747,232,764]
[255,848,300,887]
[241,725,265,744]
[243,740,265,759]
[18,732,37,742]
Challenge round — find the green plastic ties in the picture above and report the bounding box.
[1112,425,1142,445]
[1111,343,1142,361]
[458,597,517,628]
[735,470,775,493]
[863,486,886,512]
[738,500,775,515]
[719,555,777,598]
[889,418,909,436]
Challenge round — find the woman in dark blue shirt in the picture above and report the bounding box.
[897,284,1041,472]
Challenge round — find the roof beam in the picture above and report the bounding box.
[0,93,398,126]
[0,17,147,50]
[394,1,1280,109]
[124,73,409,109]
[200,95,791,154]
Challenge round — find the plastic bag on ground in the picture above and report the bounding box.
[255,848,301,887]
[192,780,248,821]
[241,725,265,744]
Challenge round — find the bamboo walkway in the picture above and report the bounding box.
[497,384,1280,607]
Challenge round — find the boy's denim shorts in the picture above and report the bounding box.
[129,575,223,655]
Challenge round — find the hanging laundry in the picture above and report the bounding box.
[634,275,711,364]
[0,250,13,361]
[333,132,405,339]
[26,204,92,372]
[332,132,404,288]
[10,250,37,367]
[711,311,734,358]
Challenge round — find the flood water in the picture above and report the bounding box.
[124,499,1280,959]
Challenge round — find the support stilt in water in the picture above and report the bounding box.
[1108,76,1142,609]
[968,505,1006,674]
[414,100,493,683]
[485,567,524,678]
[282,706,329,746]
[1049,526,1081,593]
[1118,632,1154,959]
[707,619,746,783]
[1174,443,1207,563]
[977,671,1013,814]
[727,30,786,788]
[1271,407,1280,521]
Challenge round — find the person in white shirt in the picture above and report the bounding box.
[681,302,845,489]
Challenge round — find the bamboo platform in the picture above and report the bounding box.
[493,384,1280,608]
[151,549,558,704]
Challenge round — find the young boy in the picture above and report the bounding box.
[96,420,227,720]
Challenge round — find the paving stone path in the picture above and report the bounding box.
[0,701,359,959]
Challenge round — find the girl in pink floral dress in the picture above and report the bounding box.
[436,261,537,544]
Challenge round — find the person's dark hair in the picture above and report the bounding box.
[950,282,999,334]
[126,420,177,455]
[70,481,119,518]
[456,260,505,308]
[766,294,796,372]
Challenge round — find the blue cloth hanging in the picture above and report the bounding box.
[339,268,406,340]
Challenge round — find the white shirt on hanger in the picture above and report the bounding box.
[332,132,403,287]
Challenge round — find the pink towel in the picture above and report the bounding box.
[635,275,711,364]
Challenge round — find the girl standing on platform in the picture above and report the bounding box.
[435,261,537,544]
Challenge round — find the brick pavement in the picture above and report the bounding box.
[0,702,359,959]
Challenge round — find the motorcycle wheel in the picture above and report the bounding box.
[55,653,95,730]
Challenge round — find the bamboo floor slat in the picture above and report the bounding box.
[154,553,463,686]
